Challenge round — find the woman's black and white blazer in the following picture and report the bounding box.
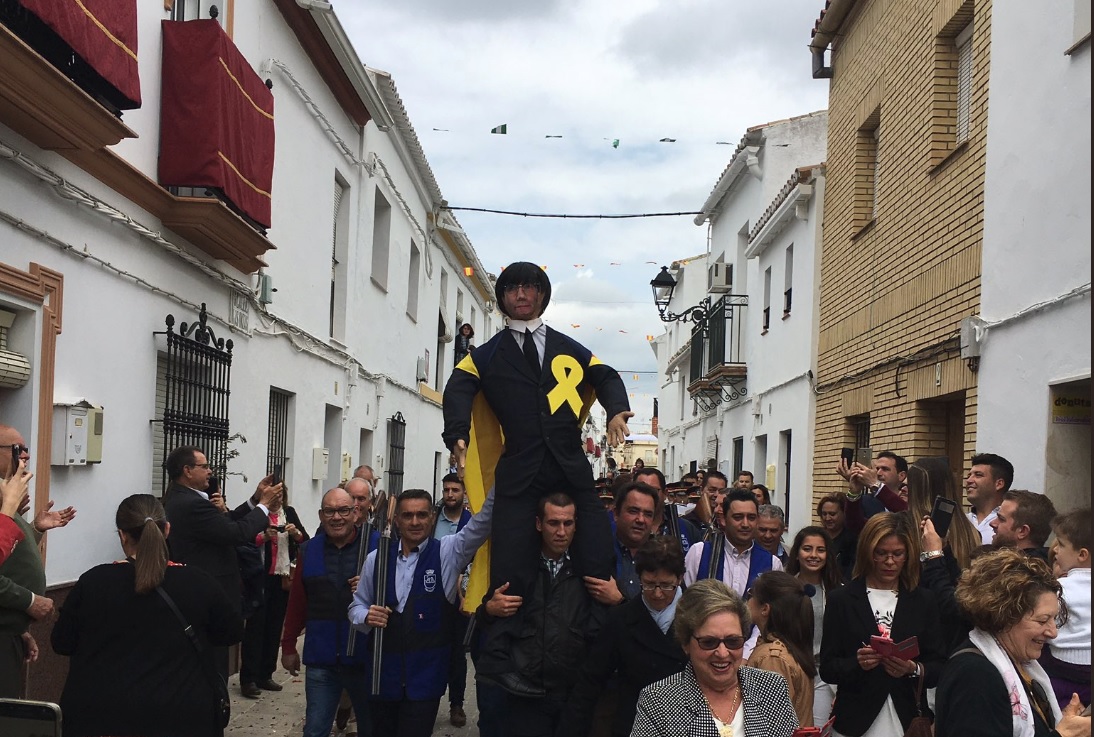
[631,663,800,737]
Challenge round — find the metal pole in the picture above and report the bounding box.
[370,496,396,696]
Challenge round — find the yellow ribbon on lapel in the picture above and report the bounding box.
[547,355,585,417]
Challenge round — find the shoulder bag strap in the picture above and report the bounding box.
[156,586,203,652]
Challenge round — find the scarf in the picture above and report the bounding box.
[968,628,1062,737]
[643,586,683,634]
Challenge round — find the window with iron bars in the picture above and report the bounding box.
[387,412,406,496]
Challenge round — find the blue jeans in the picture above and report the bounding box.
[303,664,372,737]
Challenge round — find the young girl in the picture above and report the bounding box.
[746,570,817,727]
[786,525,843,727]
[1041,507,1091,708]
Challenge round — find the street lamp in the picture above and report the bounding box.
[650,265,712,327]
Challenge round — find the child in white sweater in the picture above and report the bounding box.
[1041,507,1091,709]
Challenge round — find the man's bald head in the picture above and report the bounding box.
[0,424,28,479]
[344,477,372,523]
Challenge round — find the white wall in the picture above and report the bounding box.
[977,2,1091,505]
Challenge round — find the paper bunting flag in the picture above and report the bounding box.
[490,124,507,134]
[659,138,676,143]
[611,139,620,148]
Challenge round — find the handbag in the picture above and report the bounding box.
[903,666,934,737]
[156,586,231,728]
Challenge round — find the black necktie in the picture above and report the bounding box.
[522,328,540,375]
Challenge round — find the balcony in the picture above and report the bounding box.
[686,295,749,411]
[0,21,137,151]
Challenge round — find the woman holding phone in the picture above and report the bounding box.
[909,456,983,653]
[819,513,945,736]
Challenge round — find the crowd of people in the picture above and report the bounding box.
[0,263,1089,737]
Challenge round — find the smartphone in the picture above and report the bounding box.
[840,448,855,468]
[271,464,283,486]
[856,447,873,466]
[207,475,220,497]
[930,496,958,538]
[0,698,62,737]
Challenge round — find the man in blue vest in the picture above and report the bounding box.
[683,488,782,657]
[280,487,372,737]
[431,474,473,728]
[350,487,494,737]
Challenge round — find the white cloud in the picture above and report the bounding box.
[336,0,829,428]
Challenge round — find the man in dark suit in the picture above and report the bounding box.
[162,445,281,678]
[442,261,632,694]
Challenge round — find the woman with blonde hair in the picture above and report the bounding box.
[52,494,244,737]
[819,513,945,736]
[907,456,980,569]
[935,548,1090,737]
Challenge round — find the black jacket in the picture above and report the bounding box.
[935,639,1059,737]
[918,549,971,654]
[442,326,629,496]
[559,594,687,737]
[511,555,604,700]
[819,578,945,737]
[163,483,269,613]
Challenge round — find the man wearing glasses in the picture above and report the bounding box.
[162,445,281,678]
[0,424,77,697]
[282,487,376,737]
[442,261,632,695]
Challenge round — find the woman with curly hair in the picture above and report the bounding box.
[935,548,1090,737]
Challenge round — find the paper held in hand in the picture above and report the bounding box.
[870,634,920,660]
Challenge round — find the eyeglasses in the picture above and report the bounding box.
[872,550,907,562]
[320,507,355,518]
[692,635,746,651]
[188,463,211,470]
[1,444,29,455]
[639,583,678,593]
[502,282,540,294]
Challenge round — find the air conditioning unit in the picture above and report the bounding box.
[708,262,732,293]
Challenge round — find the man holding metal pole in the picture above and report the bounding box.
[280,487,372,737]
[349,487,494,737]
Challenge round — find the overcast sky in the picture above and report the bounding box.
[340,1,830,431]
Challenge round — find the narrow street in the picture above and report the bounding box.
[226,655,480,737]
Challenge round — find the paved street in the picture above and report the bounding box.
[226,654,481,737]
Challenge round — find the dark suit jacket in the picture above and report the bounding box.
[818,577,945,737]
[560,594,688,737]
[163,482,270,613]
[442,325,629,495]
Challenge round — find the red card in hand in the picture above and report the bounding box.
[870,634,920,660]
[792,715,836,736]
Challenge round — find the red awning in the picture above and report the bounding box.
[20,0,141,108]
[159,20,275,229]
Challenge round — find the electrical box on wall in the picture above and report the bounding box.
[311,448,329,480]
[86,406,104,463]
[341,453,352,482]
[51,399,99,466]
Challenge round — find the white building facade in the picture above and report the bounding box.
[653,112,827,535]
[975,5,1091,513]
[0,0,495,630]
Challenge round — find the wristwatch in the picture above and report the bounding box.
[920,550,944,562]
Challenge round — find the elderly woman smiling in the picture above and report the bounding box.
[935,548,1090,737]
[631,578,799,737]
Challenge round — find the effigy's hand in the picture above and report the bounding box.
[607,412,634,446]
[455,439,468,480]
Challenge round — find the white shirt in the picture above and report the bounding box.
[682,538,784,592]
[968,507,998,544]
[507,318,546,368]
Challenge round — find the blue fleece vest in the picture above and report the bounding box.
[300,531,371,667]
[697,538,774,593]
[370,536,450,701]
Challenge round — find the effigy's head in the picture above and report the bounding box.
[495,262,552,320]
